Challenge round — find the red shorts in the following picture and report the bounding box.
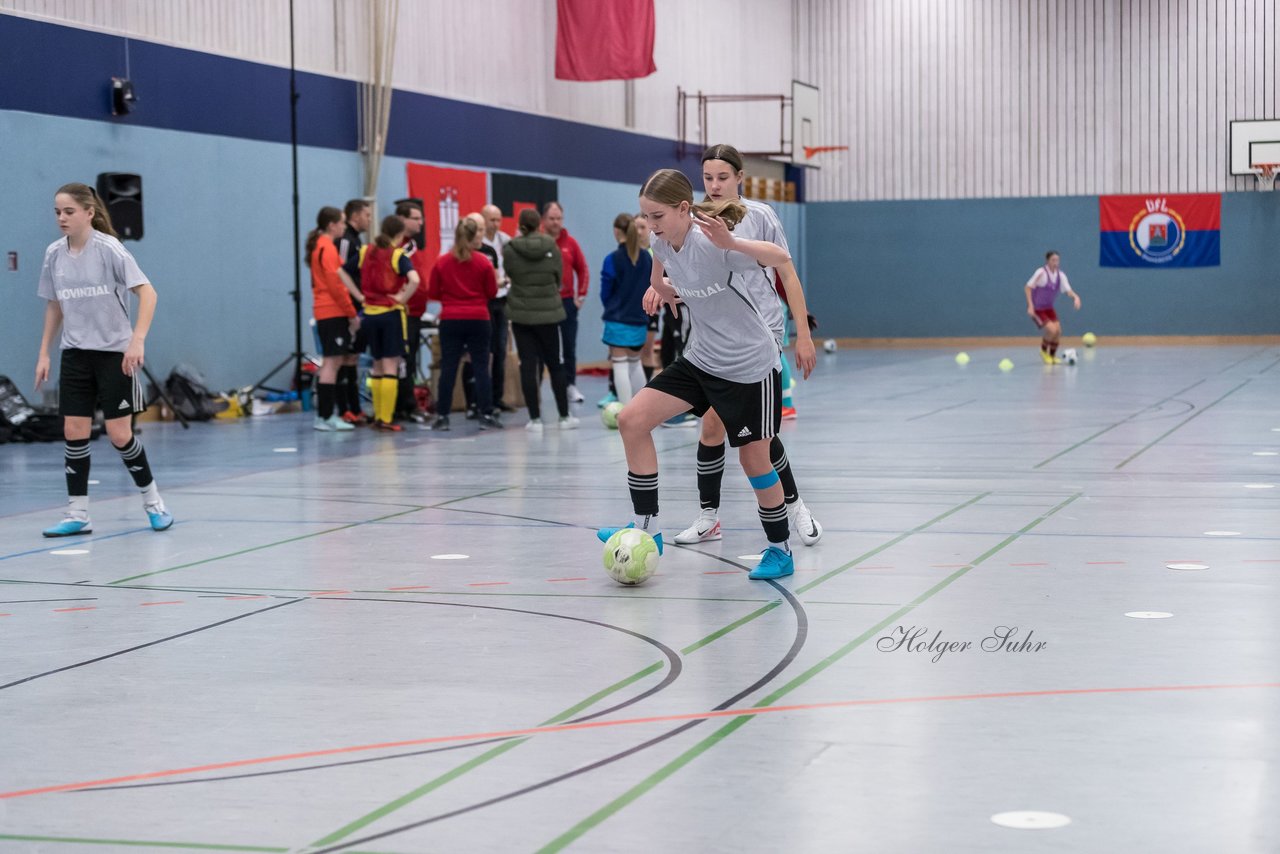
[1031,308,1058,328]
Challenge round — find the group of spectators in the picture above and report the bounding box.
[306,197,599,433]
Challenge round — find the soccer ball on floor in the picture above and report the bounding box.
[601,401,624,429]
[1062,348,1078,365]
[823,339,838,353]
[603,528,660,586]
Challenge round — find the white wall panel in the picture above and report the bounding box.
[1,0,794,148]
[796,0,1279,200]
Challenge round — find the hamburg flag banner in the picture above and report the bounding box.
[1099,193,1220,267]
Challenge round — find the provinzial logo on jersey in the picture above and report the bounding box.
[56,285,113,299]
[1099,194,1220,268]
[674,282,727,300]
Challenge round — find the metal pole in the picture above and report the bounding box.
[289,0,303,393]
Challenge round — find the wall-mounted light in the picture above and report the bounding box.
[111,77,136,115]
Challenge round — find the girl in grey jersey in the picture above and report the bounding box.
[35,183,173,537]
[674,144,824,549]
[596,169,797,582]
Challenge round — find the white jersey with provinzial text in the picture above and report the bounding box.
[38,231,150,352]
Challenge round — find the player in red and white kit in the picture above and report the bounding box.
[1025,251,1082,364]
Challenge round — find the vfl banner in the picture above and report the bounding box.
[1099,194,1220,267]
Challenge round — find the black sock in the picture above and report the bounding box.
[114,437,154,488]
[1049,341,1059,356]
[770,437,799,505]
[338,366,358,414]
[64,438,91,498]
[627,471,659,518]
[643,364,654,380]
[317,382,336,419]
[696,442,726,510]
[758,501,790,544]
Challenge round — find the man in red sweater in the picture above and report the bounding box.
[542,201,589,403]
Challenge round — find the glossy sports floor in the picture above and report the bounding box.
[1,344,1277,854]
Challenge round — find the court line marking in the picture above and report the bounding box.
[537,493,1081,851]
[1114,380,1251,469]
[105,487,513,585]
[0,833,402,854]
[904,398,977,422]
[1032,378,1207,469]
[303,493,989,846]
[0,599,303,692]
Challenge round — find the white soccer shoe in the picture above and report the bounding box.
[674,508,722,544]
[788,498,823,546]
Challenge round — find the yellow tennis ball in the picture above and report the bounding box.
[955,352,970,365]
[1082,332,1097,347]
[998,358,1014,371]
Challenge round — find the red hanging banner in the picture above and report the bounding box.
[555,0,657,82]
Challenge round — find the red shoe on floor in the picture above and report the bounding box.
[372,420,402,432]
[781,406,798,420]
[341,411,369,425]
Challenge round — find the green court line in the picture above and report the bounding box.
[308,493,986,847]
[1033,378,1206,469]
[537,492,1082,852]
[107,488,513,585]
[1114,379,1251,469]
[0,836,402,854]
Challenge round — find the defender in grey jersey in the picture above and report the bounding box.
[597,168,798,582]
[35,182,174,538]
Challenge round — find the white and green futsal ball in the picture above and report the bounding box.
[601,401,624,429]
[603,528,659,585]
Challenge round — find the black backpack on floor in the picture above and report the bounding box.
[0,375,71,443]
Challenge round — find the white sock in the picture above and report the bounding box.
[141,481,162,509]
[627,357,646,397]
[68,495,89,520]
[634,514,655,532]
[767,539,791,554]
[612,357,633,402]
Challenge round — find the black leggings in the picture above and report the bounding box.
[511,322,569,420]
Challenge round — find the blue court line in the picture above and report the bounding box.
[0,528,152,563]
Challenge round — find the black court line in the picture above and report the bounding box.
[307,576,808,853]
[0,599,304,691]
[905,399,977,421]
[0,597,99,605]
[77,598,685,793]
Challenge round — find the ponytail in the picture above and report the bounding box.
[374,214,405,250]
[452,218,479,261]
[613,212,640,264]
[306,206,343,265]
[639,169,746,231]
[55,182,118,238]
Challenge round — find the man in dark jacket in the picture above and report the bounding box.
[502,209,576,430]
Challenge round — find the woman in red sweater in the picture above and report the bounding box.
[428,217,500,431]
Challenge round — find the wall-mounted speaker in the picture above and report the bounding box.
[96,173,143,241]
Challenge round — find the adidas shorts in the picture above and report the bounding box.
[59,348,144,419]
[645,357,781,448]
[316,316,355,357]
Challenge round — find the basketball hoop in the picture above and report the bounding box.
[803,145,849,159]
[1253,163,1278,191]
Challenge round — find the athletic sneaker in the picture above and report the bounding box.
[567,384,585,403]
[525,419,544,433]
[781,406,798,420]
[559,415,580,430]
[1039,350,1055,364]
[314,416,335,432]
[145,502,174,532]
[748,545,794,580]
[430,416,450,432]
[341,411,368,425]
[596,522,664,555]
[661,413,698,428]
[477,413,503,431]
[42,516,92,538]
[674,508,722,544]
[373,420,403,432]
[788,498,823,546]
[597,391,618,408]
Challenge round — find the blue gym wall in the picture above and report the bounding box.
[803,194,1280,338]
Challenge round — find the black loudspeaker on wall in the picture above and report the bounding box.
[95,173,143,240]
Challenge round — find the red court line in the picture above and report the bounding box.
[0,613,10,618]
[4,681,1275,801]
[52,607,96,613]
[386,585,432,591]
[311,590,352,595]
[468,582,509,587]
[140,601,184,607]
[547,578,589,583]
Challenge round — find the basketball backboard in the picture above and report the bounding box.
[1228,119,1280,174]
[790,81,822,168]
